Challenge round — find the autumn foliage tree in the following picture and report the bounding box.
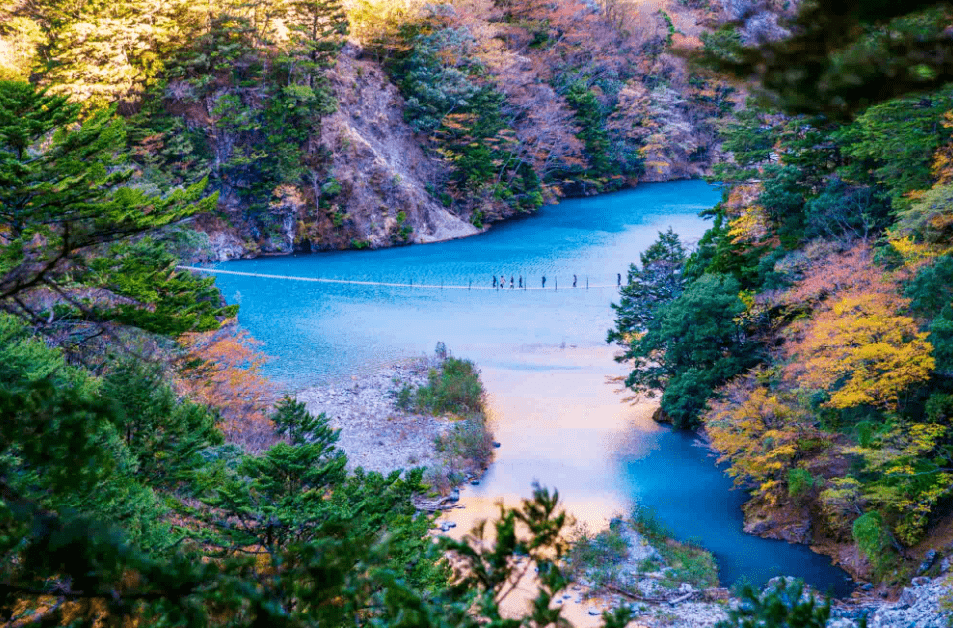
[177,324,277,451]
[786,290,934,411]
[705,372,816,506]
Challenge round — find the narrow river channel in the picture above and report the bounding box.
[210,179,852,596]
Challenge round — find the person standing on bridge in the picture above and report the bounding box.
[510,276,514,289]
[573,274,577,288]
[492,276,497,288]
[518,275,523,288]
[617,273,622,287]
[542,276,546,288]
[500,275,505,290]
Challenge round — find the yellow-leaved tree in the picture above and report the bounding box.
[705,371,815,505]
[788,291,934,410]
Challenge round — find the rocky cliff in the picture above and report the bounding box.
[193,45,480,261]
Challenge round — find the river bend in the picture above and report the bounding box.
[210,180,851,594]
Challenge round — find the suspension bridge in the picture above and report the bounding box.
[176,266,624,291]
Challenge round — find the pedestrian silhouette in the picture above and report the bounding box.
[573,274,577,287]
[518,276,523,288]
[492,276,497,288]
[510,276,514,288]
[542,276,546,288]
[617,273,622,286]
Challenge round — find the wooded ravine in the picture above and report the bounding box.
[5,0,953,626]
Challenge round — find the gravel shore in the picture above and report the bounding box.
[559,519,953,628]
[295,354,492,488]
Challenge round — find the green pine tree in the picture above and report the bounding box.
[608,228,687,347]
[0,80,216,325]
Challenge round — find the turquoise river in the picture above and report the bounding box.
[209,179,853,596]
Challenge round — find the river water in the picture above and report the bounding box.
[211,180,852,595]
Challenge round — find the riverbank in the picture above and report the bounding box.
[191,175,704,263]
[295,349,494,492]
[562,513,730,627]
[564,518,953,628]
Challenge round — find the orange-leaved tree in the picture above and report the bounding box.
[705,371,816,505]
[773,242,882,309]
[177,324,277,452]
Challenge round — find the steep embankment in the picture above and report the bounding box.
[317,46,480,247]
[197,44,480,260]
[1,0,737,261]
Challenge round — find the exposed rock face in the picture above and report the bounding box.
[192,213,251,261]
[740,498,874,582]
[831,575,953,628]
[742,500,812,544]
[313,45,479,249]
[197,45,479,260]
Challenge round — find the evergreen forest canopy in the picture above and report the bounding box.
[3,0,953,626]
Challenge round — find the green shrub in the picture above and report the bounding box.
[660,541,719,589]
[322,177,342,196]
[395,384,414,410]
[436,418,494,469]
[629,505,717,588]
[415,357,484,415]
[567,524,629,587]
[788,468,816,498]
[853,511,894,577]
[630,505,671,543]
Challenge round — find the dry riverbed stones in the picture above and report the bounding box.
[295,355,489,487]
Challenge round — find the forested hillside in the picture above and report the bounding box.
[0,0,735,258]
[609,0,953,585]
